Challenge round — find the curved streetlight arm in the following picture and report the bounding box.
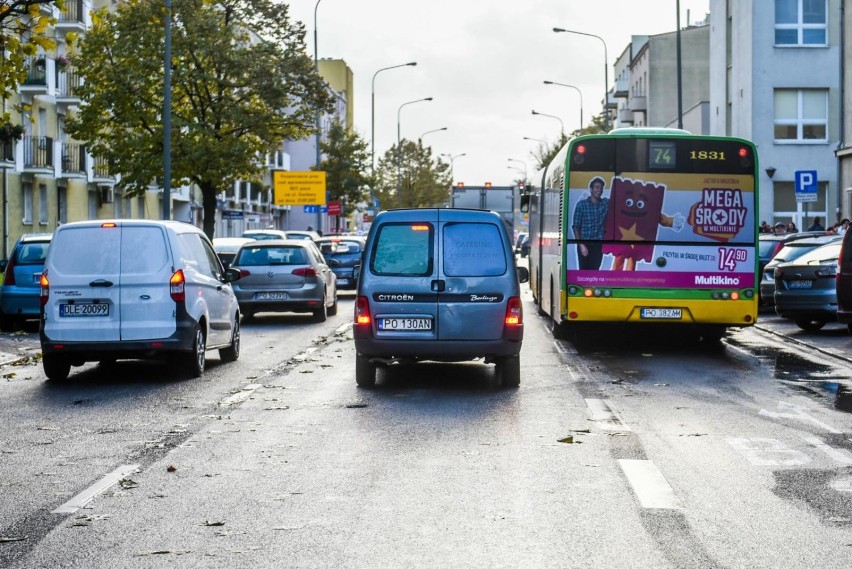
[371,61,417,173]
[544,80,584,129]
[420,127,448,141]
[397,97,434,207]
[507,158,528,181]
[553,27,609,129]
[531,109,565,138]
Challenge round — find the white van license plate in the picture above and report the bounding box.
[378,317,432,331]
[60,303,109,317]
[640,308,682,319]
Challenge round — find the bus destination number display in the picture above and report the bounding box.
[648,141,676,169]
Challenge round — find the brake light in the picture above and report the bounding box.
[355,296,371,326]
[3,256,14,286]
[410,225,430,231]
[505,296,523,326]
[170,269,186,302]
[101,222,117,229]
[39,273,49,306]
[292,267,317,277]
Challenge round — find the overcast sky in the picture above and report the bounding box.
[287,0,711,187]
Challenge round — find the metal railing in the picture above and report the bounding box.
[24,57,47,86]
[22,136,53,168]
[58,0,85,23]
[61,142,86,174]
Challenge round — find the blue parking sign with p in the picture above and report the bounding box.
[794,170,818,202]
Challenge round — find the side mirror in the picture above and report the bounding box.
[517,266,530,284]
[328,258,341,267]
[353,264,361,282]
[223,267,242,283]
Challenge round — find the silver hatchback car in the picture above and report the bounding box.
[230,240,337,321]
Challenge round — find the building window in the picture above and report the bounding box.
[775,0,827,46]
[23,183,33,224]
[773,88,828,142]
[39,184,48,224]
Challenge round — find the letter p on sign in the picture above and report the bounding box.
[794,170,818,202]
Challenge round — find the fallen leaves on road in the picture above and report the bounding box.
[119,478,139,489]
[204,520,225,527]
[557,436,582,444]
[134,550,191,557]
[167,465,177,473]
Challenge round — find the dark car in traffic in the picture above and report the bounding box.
[773,241,842,331]
[316,236,365,290]
[758,231,825,303]
[835,229,852,334]
[759,235,841,308]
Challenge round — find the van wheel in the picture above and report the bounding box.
[355,354,376,387]
[313,297,328,322]
[328,292,338,316]
[795,319,825,331]
[182,326,206,378]
[496,356,521,388]
[43,354,71,381]
[219,317,240,363]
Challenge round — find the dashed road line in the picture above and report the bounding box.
[52,464,140,514]
[618,459,682,509]
[220,383,263,407]
[802,435,852,465]
[586,398,631,431]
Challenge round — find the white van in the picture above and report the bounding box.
[40,220,241,380]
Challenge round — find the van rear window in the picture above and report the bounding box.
[442,223,507,277]
[371,223,433,276]
[49,226,121,275]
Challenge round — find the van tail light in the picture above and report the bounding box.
[170,269,186,302]
[354,296,372,326]
[505,296,523,327]
[292,267,318,278]
[4,256,15,286]
[39,272,49,306]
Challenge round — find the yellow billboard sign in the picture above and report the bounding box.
[273,171,326,205]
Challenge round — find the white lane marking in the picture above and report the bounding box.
[802,435,852,465]
[52,464,140,514]
[220,383,263,407]
[727,437,810,466]
[618,459,682,509]
[830,476,852,492]
[759,401,841,434]
[335,322,351,334]
[553,340,567,355]
[585,398,631,431]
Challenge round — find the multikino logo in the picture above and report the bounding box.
[688,188,748,242]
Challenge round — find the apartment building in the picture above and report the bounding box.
[709,0,841,228]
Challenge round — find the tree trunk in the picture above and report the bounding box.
[200,182,218,240]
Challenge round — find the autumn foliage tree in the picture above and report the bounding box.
[373,140,450,210]
[66,0,332,238]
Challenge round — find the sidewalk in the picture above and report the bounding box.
[0,330,41,366]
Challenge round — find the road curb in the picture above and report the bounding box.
[753,323,852,367]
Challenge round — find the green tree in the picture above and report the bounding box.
[66,0,332,238]
[374,139,450,209]
[1,1,66,125]
[319,120,370,218]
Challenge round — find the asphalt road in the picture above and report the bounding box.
[1,296,850,568]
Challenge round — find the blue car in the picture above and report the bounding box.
[1,233,52,331]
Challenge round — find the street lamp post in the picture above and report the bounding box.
[419,127,447,143]
[543,80,584,131]
[163,0,172,220]
[523,136,547,144]
[507,158,527,182]
[441,153,466,186]
[397,97,433,207]
[553,28,609,131]
[531,109,565,139]
[313,0,323,232]
[370,62,417,216]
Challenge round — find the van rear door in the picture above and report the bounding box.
[437,210,512,341]
[118,225,176,341]
[43,223,122,342]
[368,211,439,342]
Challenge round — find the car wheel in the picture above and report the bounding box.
[328,291,338,316]
[313,296,328,322]
[355,354,376,387]
[43,354,71,381]
[219,317,240,363]
[795,319,826,331]
[182,325,206,378]
[0,311,12,333]
[495,355,521,388]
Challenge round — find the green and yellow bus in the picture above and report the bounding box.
[522,128,759,342]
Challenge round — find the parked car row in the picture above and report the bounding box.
[761,229,852,333]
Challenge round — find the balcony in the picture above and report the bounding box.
[0,140,15,167]
[618,108,635,124]
[629,96,647,112]
[21,57,49,95]
[60,142,87,178]
[56,67,83,107]
[614,78,629,99]
[22,136,54,173]
[55,0,88,35]
[92,155,116,185]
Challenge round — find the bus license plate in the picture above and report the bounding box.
[640,308,682,320]
[378,317,432,331]
[60,303,109,317]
